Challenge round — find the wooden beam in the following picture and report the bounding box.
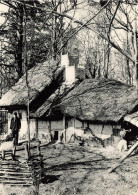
[63,115,66,142]
[108,141,138,173]
[35,118,38,139]
[73,118,75,142]
[49,121,52,141]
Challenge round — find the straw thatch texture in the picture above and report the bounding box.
[124,112,138,127]
[30,81,80,118]
[52,79,138,123]
[0,60,64,107]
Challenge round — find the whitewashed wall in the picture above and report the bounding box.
[8,110,37,140]
[30,119,37,139]
[74,119,82,129]
[8,110,28,138]
[50,120,64,141]
[7,111,122,143]
[51,120,63,130]
[89,124,112,139]
[8,113,12,134]
[38,120,50,141]
[20,110,28,138]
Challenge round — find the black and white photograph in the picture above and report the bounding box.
[0,0,137,194]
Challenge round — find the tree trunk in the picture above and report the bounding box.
[23,4,31,156]
[52,0,58,60]
[16,4,24,78]
[126,23,131,84]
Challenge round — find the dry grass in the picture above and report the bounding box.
[1,144,137,195]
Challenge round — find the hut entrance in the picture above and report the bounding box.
[54,131,58,140]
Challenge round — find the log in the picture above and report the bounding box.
[0,164,30,169]
[0,160,19,164]
[0,180,33,185]
[24,143,30,159]
[108,141,138,173]
[0,168,30,172]
[2,150,5,160]
[37,144,41,156]
[0,175,32,180]
[6,183,32,186]
[0,170,31,175]
[0,165,20,169]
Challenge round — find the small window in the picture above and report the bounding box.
[113,128,120,136]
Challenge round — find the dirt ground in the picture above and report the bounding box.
[0,143,138,195]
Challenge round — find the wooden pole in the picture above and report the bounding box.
[24,143,29,160]
[108,141,138,173]
[23,3,31,157]
[63,115,66,142]
[73,118,75,142]
[36,119,38,140]
[37,141,41,156]
[2,150,5,160]
[49,121,52,141]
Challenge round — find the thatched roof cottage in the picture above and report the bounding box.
[0,59,65,139]
[29,78,138,144]
[0,54,137,144]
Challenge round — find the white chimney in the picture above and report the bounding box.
[61,53,75,85]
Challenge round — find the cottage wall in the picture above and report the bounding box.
[19,110,28,139]
[8,110,38,140]
[30,119,37,138]
[51,120,63,130]
[39,119,83,142]
[66,119,82,128]
[47,119,118,142]
[112,124,121,145]
[37,120,64,142]
[74,119,82,128]
[50,120,64,141]
[38,120,50,141]
[8,110,27,138]
[63,118,83,142]
[10,113,121,144]
[36,119,121,145]
[67,118,73,128]
[89,124,113,139]
[63,119,121,145]
[8,113,12,134]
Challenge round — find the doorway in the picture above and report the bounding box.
[54,131,58,140]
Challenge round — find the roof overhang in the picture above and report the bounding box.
[124,112,138,127]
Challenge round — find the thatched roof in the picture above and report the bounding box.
[30,81,80,118]
[0,60,65,108]
[124,112,138,127]
[49,79,138,123]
